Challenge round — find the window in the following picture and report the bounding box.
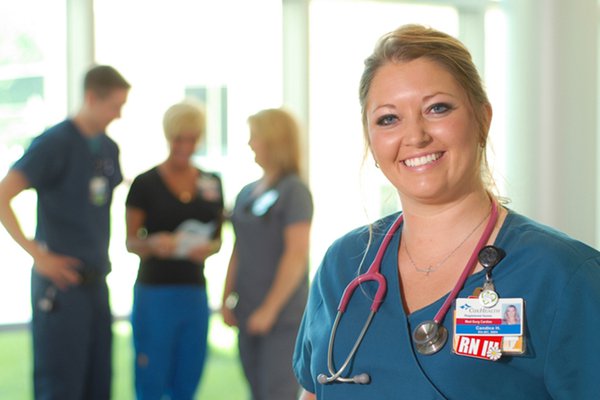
[94,0,284,321]
[0,0,507,328]
[0,0,67,325]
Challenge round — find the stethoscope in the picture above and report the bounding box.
[317,201,499,385]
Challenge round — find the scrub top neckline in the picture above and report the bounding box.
[393,207,515,321]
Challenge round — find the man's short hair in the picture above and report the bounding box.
[84,65,130,98]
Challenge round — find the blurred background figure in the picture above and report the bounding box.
[221,108,313,400]
[0,64,129,399]
[125,100,224,399]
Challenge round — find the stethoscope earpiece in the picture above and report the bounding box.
[317,372,371,385]
[352,373,371,384]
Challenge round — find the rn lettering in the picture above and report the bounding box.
[458,336,495,357]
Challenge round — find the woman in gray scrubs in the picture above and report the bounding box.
[222,108,313,400]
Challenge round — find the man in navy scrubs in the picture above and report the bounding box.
[0,65,130,399]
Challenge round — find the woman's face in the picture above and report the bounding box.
[168,130,199,167]
[366,58,489,205]
[505,306,518,321]
[248,129,270,170]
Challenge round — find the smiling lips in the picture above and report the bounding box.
[403,152,443,168]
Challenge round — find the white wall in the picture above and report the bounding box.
[505,0,598,246]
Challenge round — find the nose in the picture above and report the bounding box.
[182,141,196,154]
[403,116,432,147]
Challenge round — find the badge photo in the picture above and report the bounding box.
[89,176,109,206]
[196,176,221,202]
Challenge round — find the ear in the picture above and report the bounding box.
[484,103,494,129]
[84,89,97,107]
[483,103,493,133]
[479,103,493,146]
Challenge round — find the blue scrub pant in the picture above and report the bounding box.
[131,284,209,400]
[31,271,112,400]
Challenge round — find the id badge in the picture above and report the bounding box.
[453,298,525,361]
[90,176,108,206]
[196,176,221,202]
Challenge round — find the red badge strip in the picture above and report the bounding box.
[454,335,503,361]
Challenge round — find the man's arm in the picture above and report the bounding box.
[0,169,81,288]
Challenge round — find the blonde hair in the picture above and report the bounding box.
[248,108,301,175]
[359,24,494,191]
[162,100,206,142]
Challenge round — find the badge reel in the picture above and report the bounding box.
[477,246,505,308]
[455,245,526,361]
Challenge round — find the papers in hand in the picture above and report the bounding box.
[173,219,215,259]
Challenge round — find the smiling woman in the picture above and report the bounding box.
[365,57,490,207]
[293,24,600,400]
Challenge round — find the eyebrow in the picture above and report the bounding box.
[370,103,396,113]
[370,91,458,113]
[423,91,456,101]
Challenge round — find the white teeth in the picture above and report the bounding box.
[404,152,442,167]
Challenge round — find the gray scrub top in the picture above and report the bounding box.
[231,174,313,328]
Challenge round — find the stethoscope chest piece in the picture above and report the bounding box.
[413,320,448,355]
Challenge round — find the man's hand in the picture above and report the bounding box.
[33,247,82,289]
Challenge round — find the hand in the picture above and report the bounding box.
[299,390,317,400]
[148,232,177,258]
[33,247,82,290]
[221,306,238,327]
[187,242,212,264]
[246,305,278,335]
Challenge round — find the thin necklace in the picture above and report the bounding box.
[404,206,492,276]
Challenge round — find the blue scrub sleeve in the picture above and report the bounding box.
[293,287,320,393]
[544,257,600,398]
[13,132,67,190]
[292,225,372,395]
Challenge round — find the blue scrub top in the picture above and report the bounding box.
[293,210,600,399]
[12,119,122,273]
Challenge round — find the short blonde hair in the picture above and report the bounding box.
[248,108,301,176]
[163,100,206,141]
